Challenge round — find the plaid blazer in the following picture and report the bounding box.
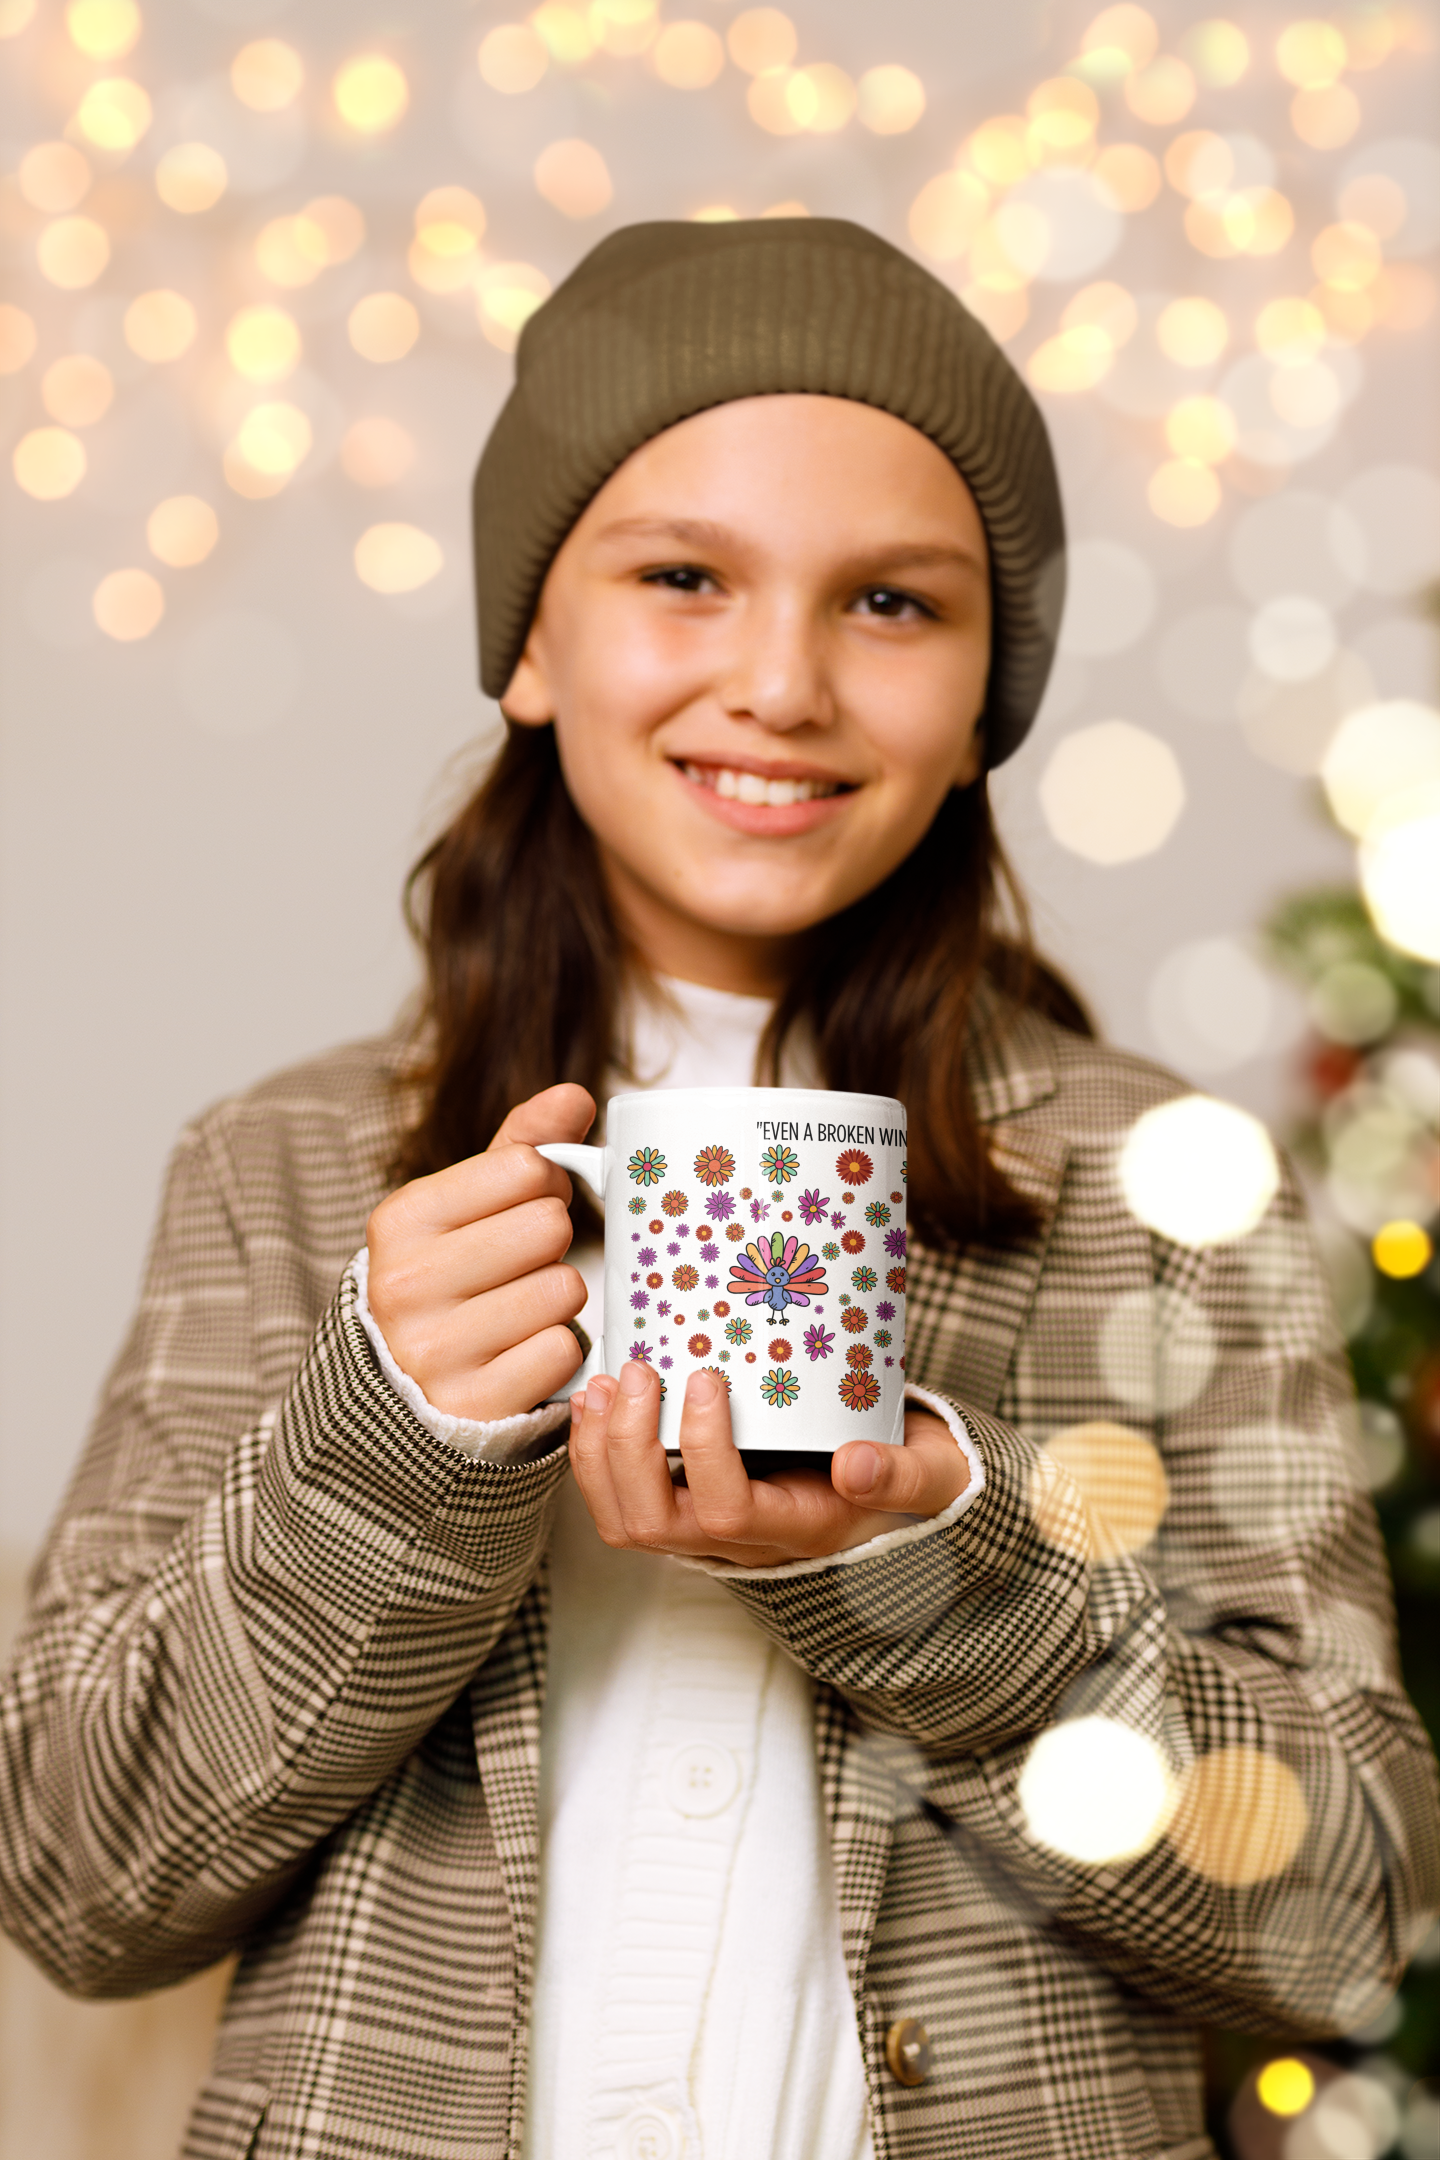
[1,1012,1435,2160]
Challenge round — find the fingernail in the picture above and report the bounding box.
[619,1359,650,1398]
[845,1444,880,1494]
[570,1393,584,1425]
[686,1368,717,1406]
[586,1376,611,1412]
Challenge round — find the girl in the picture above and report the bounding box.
[0,218,1435,2160]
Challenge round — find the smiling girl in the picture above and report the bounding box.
[1,220,1435,2160]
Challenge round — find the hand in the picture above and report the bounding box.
[569,1362,970,1567]
[366,1084,595,1422]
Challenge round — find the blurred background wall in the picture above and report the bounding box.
[1,0,1437,2154]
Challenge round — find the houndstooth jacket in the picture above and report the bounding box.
[0,1009,1436,2160]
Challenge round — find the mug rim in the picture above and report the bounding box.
[605,1085,906,1116]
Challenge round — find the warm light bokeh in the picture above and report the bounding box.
[726,7,797,75]
[534,137,614,217]
[19,141,91,213]
[334,54,409,134]
[74,76,152,151]
[41,353,114,426]
[226,304,302,384]
[93,566,164,641]
[354,523,444,594]
[231,38,303,111]
[475,261,552,351]
[124,288,197,361]
[348,293,420,364]
[35,216,110,289]
[155,141,228,214]
[1020,1717,1173,1864]
[13,426,86,500]
[652,20,725,89]
[1119,1095,1280,1246]
[856,64,924,134]
[66,0,139,61]
[0,303,37,373]
[478,21,548,92]
[146,494,219,567]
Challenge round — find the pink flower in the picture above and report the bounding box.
[802,1324,835,1362]
[798,1187,829,1225]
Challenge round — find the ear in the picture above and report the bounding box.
[953,714,986,789]
[498,635,554,727]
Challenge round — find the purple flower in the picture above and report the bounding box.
[802,1323,836,1362]
[884,1355,894,1366]
[630,1289,649,1312]
[630,1271,639,1282]
[798,1187,830,1226]
[677,1223,690,1237]
[704,1274,719,1288]
[750,1197,770,1222]
[638,1246,657,1265]
[707,1190,735,1221]
[667,1241,681,1255]
[657,1300,672,1317]
[875,1300,896,1322]
[830,1210,846,1229]
[659,1334,669,1344]
[629,1341,651,1363]
[659,1355,673,1370]
[884,1226,907,1259]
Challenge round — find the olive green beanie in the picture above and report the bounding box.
[472,217,1064,766]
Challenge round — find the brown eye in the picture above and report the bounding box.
[857,585,931,620]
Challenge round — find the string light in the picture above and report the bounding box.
[231,38,303,111]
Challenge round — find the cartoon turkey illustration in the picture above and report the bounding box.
[727,1232,828,1323]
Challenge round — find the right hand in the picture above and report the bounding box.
[365,1084,595,1423]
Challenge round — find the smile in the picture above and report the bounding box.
[678,762,849,807]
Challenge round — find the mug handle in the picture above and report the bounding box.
[534,1140,608,1202]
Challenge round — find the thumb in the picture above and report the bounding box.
[490,1083,596,1153]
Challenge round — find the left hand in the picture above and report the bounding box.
[568,1362,970,1567]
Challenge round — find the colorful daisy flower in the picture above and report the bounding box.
[628,1146,666,1187]
[713,1299,731,1317]
[646,1272,663,1289]
[672,1263,700,1291]
[638,1247,657,1265]
[750,1197,770,1223]
[662,1189,688,1218]
[628,1196,647,1215]
[846,1343,873,1369]
[874,1328,893,1349]
[767,1337,793,1362]
[687,1332,712,1357]
[864,1200,892,1227]
[797,1187,830,1225]
[728,1231,828,1322]
[760,1366,801,1408]
[884,1226,907,1260]
[851,1264,878,1292]
[725,1221,746,1242]
[821,1241,840,1260]
[707,1190,735,1221]
[693,1143,736,1187]
[841,1306,867,1334]
[802,1323,835,1362]
[830,1211,846,1229]
[630,1289,649,1311]
[875,1300,896,1322]
[724,1316,753,1345]
[838,1369,881,1411]
[759,1144,800,1186]
[886,1266,907,1296]
[656,1300,672,1318]
[841,1229,865,1254]
[835,1148,874,1186]
[629,1341,652,1363]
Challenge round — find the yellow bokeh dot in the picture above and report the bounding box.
[857,64,925,135]
[1168,1746,1309,1884]
[1291,83,1359,148]
[414,186,485,254]
[478,21,548,92]
[296,195,366,266]
[348,292,420,363]
[1166,394,1236,464]
[93,566,163,640]
[155,142,227,213]
[908,170,989,261]
[1063,279,1138,347]
[1044,1423,1170,1559]
[146,494,218,567]
[354,521,443,593]
[1230,187,1294,256]
[789,63,856,132]
[760,198,808,219]
[534,138,613,218]
[1255,295,1326,363]
[1276,18,1347,90]
[1163,128,1233,200]
[1026,75,1098,166]
[226,303,301,384]
[531,2,593,65]
[1313,220,1383,292]
[334,54,408,134]
[231,37,303,111]
[0,302,38,373]
[727,6,796,74]
[1256,2058,1316,2118]
[36,215,110,289]
[1181,18,1249,87]
[1149,457,1222,526]
[1027,326,1115,395]
[0,0,37,33]
[340,416,415,487]
[1124,55,1195,126]
[19,141,92,213]
[74,76,151,151]
[592,0,656,58]
[1157,296,1229,366]
[66,0,139,61]
[966,114,1030,186]
[228,400,312,488]
[1092,141,1161,211]
[41,352,113,425]
[746,70,804,135]
[1080,3,1160,70]
[652,20,724,88]
[12,426,86,499]
[123,287,196,361]
[476,260,551,351]
[1338,173,1407,241]
[1372,1220,1433,1279]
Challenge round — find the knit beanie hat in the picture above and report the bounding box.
[473,217,1064,766]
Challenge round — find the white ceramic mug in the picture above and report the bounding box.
[538,1087,909,1454]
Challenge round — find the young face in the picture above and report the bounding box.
[502,393,992,994]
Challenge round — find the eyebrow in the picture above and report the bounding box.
[592,515,987,580]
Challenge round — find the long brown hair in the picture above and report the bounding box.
[394,723,1090,1249]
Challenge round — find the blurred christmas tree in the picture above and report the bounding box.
[1208,588,1440,2158]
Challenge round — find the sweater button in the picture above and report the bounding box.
[619,2104,683,2160]
[885,2017,933,2087]
[666,1740,740,1818]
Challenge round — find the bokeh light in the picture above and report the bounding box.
[1255,2058,1316,2117]
[340,417,415,487]
[1180,18,1249,87]
[1124,56,1196,127]
[1040,720,1185,864]
[593,1,658,59]
[788,63,858,132]
[0,304,37,373]
[123,288,196,362]
[1164,128,1234,199]
[727,7,797,74]
[1338,170,1407,240]
[93,567,163,641]
[1157,296,1229,366]
[534,138,614,217]
[155,142,227,213]
[12,427,86,500]
[226,304,301,384]
[66,0,139,60]
[1254,294,1326,362]
[0,0,35,33]
[226,401,312,494]
[410,185,485,292]
[1092,142,1161,210]
[1320,700,1440,837]
[476,261,552,351]
[1372,1221,1433,1279]
[478,22,548,93]
[1166,393,1237,463]
[907,171,989,261]
[296,196,366,268]
[231,38,303,111]
[1119,1095,1280,1246]
[1149,458,1222,526]
[348,293,420,364]
[41,353,113,426]
[354,523,444,593]
[1276,18,1348,90]
[1080,4,1160,72]
[1026,76,1099,166]
[967,115,1030,187]
[1019,1717,1173,1864]
[1043,1422,1169,1558]
[1148,936,1274,1073]
[1248,594,1336,682]
[1166,1744,1308,1883]
[1360,789,1440,963]
[1313,220,1383,291]
[74,76,152,151]
[652,21,725,89]
[146,494,218,567]
[334,54,409,135]
[36,215,110,288]
[857,65,924,134]
[19,142,91,213]
[255,216,320,288]
[532,3,595,66]
[1292,83,1361,149]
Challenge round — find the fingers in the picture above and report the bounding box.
[436,1322,586,1425]
[831,1410,969,1516]
[673,1371,757,1544]
[570,1365,677,1548]
[490,1083,595,1152]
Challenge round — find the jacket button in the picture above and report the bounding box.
[885,2017,933,2087]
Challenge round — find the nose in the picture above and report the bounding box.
[719,593,835,735]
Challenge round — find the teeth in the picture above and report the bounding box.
[682,763,842,805]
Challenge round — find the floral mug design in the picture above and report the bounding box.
[537,1087,907,1454]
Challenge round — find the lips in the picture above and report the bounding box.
[677,760,850,807]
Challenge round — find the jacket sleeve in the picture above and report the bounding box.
[713,1161,1440,2037]
[0,1119,569,1999]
